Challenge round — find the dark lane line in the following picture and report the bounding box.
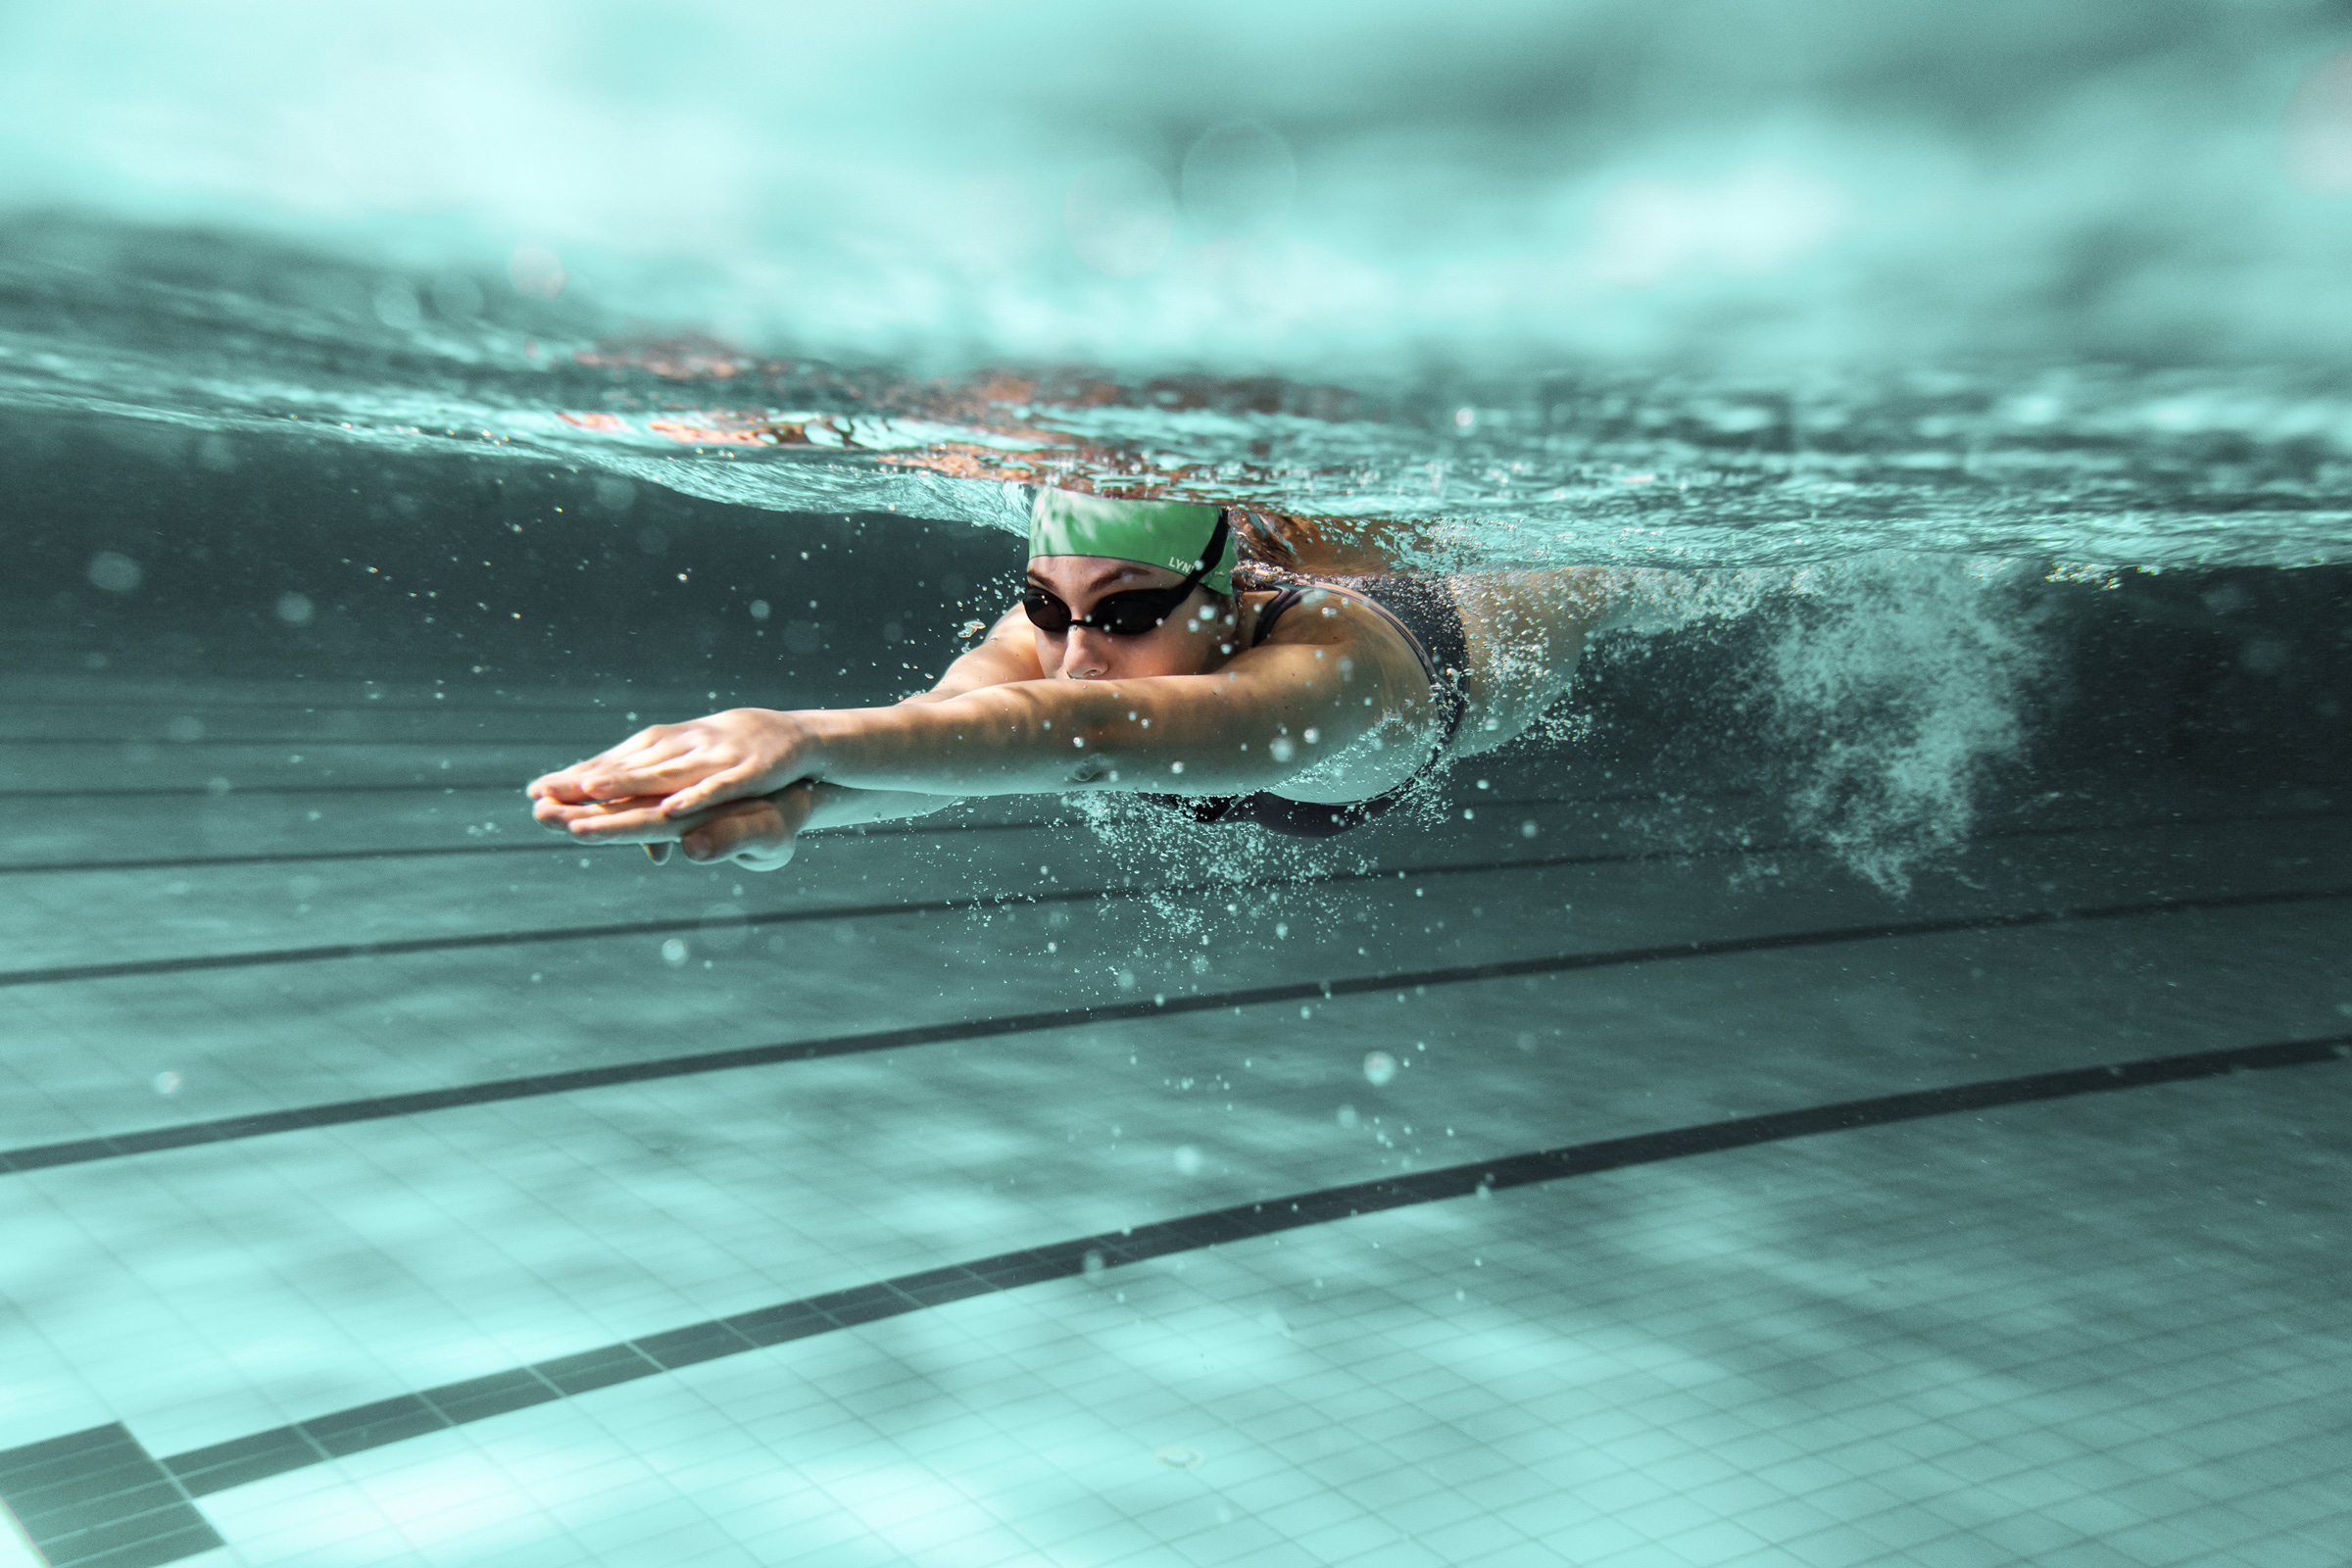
[0,790,2323,879]
[7,884,2345,1176]
[5,1029,2341,1568]
[0,696,691,716]
[0,786,1731,871]
[8,781,524,800]
[0,786,1709,876]
[3,801,2342,975]
[0,845,1678,988]
[0,819,1079,876]
[0,736,611,748]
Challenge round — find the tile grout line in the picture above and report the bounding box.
[0,818,1075,877]
[0,788,1748,873]
[4,805,2342,979]
[0,841,1758,987]
[0,792,2321,877]
[0,1424,224,1568]
[5,882,2346,1177]
[3,1029,2342,1567]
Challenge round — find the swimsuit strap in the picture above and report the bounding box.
[1249,586,1308,648]
[1336,576,1471,760]
[1147,572,1470,838]
[1248,574,1468,762]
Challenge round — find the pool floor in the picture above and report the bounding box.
[2,674,2348,1568]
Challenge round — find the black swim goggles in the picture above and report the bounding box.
[1022,515,1231,637]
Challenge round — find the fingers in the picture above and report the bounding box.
[576,743,706,801]
[683,801,797,870]
[529,769,602,806]
[531,730,690,800]
[567,798,795,871]
[550,797,683,842]
[527,714,805,858]
[530,725,678,801]
[684,801,779,853]
[658,764,766,820]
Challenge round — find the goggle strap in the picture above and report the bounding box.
[1026,514,1228,634]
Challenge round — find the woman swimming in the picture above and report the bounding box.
[527,487,1611,867]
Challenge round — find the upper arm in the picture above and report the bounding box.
[1213,627,1432,747]
[1102,607,1438,799]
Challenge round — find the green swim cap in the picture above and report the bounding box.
[1028,489,1235,596]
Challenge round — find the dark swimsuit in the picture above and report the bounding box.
[1146,569,1471,838]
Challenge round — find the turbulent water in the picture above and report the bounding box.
[7,215,2352,574]
[4,3,2347,895]
[7,2,2352,571]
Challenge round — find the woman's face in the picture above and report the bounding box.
[1024,556,1235,681]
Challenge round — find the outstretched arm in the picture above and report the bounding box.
[541,606,1043,866]
[634,778,959,868]
[530,617,1430,848]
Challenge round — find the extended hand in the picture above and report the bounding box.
[528,709,819,826]
[667,792,810,870]
[533,787,814,870]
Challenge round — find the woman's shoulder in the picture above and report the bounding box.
[1237,578,1436,686]
[1238,583,1336,642]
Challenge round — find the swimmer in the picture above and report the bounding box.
[527,488,1612,867]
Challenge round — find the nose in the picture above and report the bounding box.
[1059,628,1113,680]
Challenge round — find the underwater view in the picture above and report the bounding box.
[3,4,2349,1566]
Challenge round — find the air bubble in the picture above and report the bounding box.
[87,552,142,593]
[1363,1052,1397,1087]
[509,244,565,299]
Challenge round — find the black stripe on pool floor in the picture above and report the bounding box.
[0,787,1741,875]
[4,799,2332,982]
[0,1422,223,1568]
[3,796,2343,981]
[0,818,1079,877]
[3,1029,2341,1567]
[0,841,1727,986]
[0,735,614,747]
[5,883,2345,1176]
[0,694,713,717]
[9,781,524,800]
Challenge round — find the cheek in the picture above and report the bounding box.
[1117,628,1209,678]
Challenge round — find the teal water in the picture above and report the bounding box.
[3,8,2350,1568]
[7,4,2352,567]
